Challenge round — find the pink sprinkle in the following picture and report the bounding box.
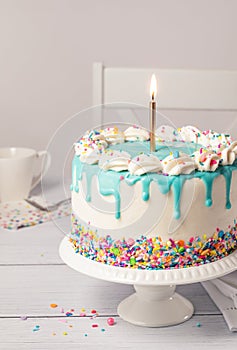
[58,319,67,323]
[20,316,28,321]
[107,317,115,326]
[119,175,124,181]
[92,324,99,328]
[210,159,217,166]
[80,312,86,317]
[127,238,135,246]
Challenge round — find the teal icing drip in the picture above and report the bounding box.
[172,176,186,219]
[221,166,233,209]
[81,164,98,202]
[71,156,82,192]
[153,174,174,195]
[141,176,151,201]
[98,170,122,219]
[196,172,219,207]
[71,143,237,220]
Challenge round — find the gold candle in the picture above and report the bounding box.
[149,74,157,152]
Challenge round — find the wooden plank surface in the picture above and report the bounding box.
[0,265,219,317]
[0,316,236,350]
[0,219,68,265]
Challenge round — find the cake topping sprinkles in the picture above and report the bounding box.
[70,214,237,270]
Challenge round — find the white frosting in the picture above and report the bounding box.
[128,154,162,176]
[193,150,220,172]
[101,127,124,144]
[156,125,181,141]
[79,148,101,164]
[74,130,108,157]
[98,150,131,172]
[124,126,150,141]
[219,141,237,165]
[204,130,232,151]
[178,126,211,147]
[162,152,197,175]
[72,171,237,239]
[178,126,202,143]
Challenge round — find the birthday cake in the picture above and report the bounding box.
[69,125,237,269]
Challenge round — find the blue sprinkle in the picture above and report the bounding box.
[173,151,180,159]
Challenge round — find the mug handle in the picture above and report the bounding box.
[31,150,51,190]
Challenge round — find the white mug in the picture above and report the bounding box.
[0,147,51,203]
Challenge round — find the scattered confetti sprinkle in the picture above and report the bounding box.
[0,197,70,230]
[33,325,40,332]
[107,317,115,326]
[66,312,73,317]
[101,328,106,332]
[196,322,202,327]
[91,309,97,314]
[92,324,99,328]
[58,319,67,323]
[50,303,58,308]
[63,332,68,336]
[20,316,28,321]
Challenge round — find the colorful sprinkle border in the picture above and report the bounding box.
[70,214,237,270]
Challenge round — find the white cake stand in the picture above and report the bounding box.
[59,237,237,327]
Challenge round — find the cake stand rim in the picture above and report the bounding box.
[59,237,237,286]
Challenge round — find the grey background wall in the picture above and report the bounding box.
[1,0,237,150]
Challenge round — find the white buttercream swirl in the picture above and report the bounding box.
[193,150,220,172]
[128,154,162,176]
[74,129,108,157]
[162,152,197,175]
[204,130,232,151]
[178,126,210,147]
[124,126,150,142]
[101,127,124,144]
[79,148,101,165]
[156,125,181,142]
[98,150,131,172]
[218,141,237,165]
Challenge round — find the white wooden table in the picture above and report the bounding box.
[0,183,237,350]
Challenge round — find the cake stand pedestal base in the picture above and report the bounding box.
[118,284,194,327]
[59,237,237,328]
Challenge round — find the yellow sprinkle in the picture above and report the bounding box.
[63,332,68,336]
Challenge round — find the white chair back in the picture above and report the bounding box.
[93,62,237,136]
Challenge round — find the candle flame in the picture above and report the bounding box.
[150,74,157,100]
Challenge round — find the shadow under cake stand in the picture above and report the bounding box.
[59,237,237,327]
